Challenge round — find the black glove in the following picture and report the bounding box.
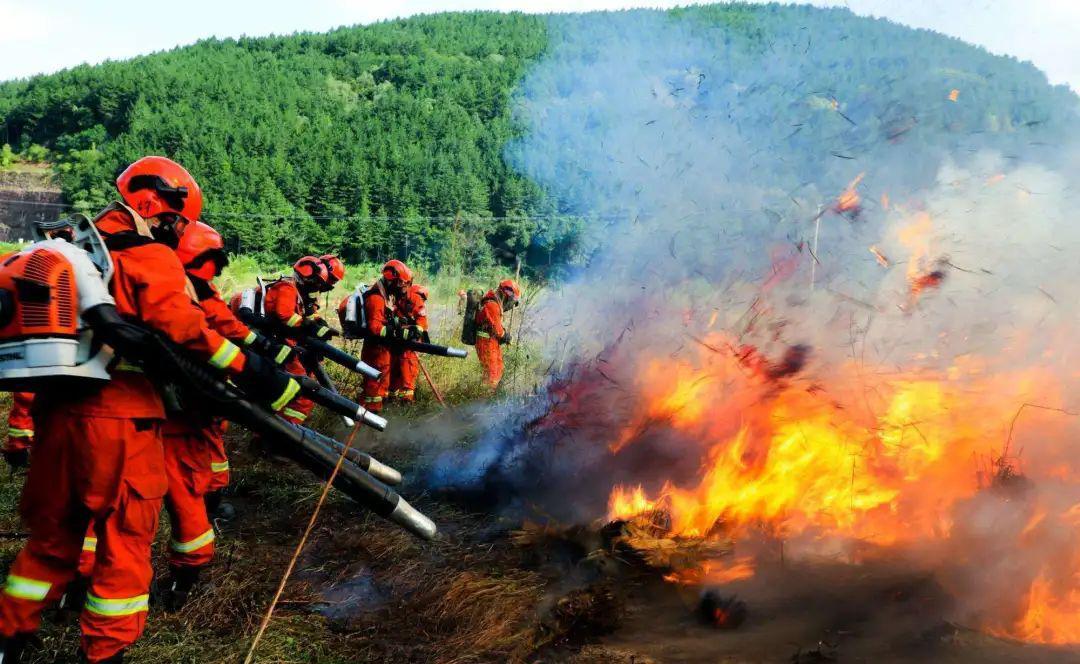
[305,318,338,340]
[233,352,300,413]
[3,448,28,471]
[251,333,295,366]
[499,333,512,346]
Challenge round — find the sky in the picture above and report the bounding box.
[0,0,1077,90]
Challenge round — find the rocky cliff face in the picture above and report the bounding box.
[0,168,65,242]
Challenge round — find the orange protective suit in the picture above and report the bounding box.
[262,278,316,425]
[0,206,247,662]
[4,392,34,453]
[359,284,393,412]
[475,292,507,388]
[162,279,253,569]
[389,287,428,402]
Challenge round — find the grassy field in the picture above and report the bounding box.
[0,261,555,663]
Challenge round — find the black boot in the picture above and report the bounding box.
[205,491,237,523]
[163,565,203,613]
[58,575,90,619]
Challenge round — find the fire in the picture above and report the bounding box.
[897,212,947,302]
[869,245,890,267]
[598,324,1080,645]
[948,88,960,102]
[663,557,756,585]
[606,339,994,543]
[998,573,1080,645]
[833,172,864,215]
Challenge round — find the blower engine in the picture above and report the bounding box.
[0,215,117,391]
[339,284,368,339]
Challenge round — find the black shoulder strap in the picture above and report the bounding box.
[103,232,156,251]
[189,276,215,301]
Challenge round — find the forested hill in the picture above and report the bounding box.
[0,6,1075,274]
[0,13,550,267]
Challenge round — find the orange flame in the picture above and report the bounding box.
[948,89,960,102]
[869,245,890,268]
[600,326,1080,643]
[834,172,864,214]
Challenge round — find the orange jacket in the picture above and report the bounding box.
[363,283,392,338]
[395,286,429,333]
[54,207,247,418]
[191,278,254,345]
[475,292,505,341]
[263,278,318,334]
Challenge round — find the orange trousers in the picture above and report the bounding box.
[476,337,504,388]
[208,420,230,491]
[162,423,219,569]
[78,418,226,576]
[360,343,392,412]
[5,392,34,452]
[389,350,419,402]
[0,414,166,662]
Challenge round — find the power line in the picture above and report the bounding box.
[0,197,71,208]
[0,197,623,223]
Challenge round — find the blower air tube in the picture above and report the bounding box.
[82,304,435,540]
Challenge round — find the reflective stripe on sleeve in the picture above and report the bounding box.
[3,575,51,601]
[170,528,215,554]
[208,340,242,370]
[85,592,149,617]
[363,396,383,404]
[211,460,230,473]
[282,408,307,422]
[7,428,33,438]
[274,345,291,364]
[243,331,258,346]
[114,360,144,373]
[285,313,303,328]
[476,331,491,339]
[82,537,98,552]
[270,379,301,413]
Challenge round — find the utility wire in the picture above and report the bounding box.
[0,196,623,223]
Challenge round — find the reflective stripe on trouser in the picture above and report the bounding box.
[207,419,230,492]
[360,343,392,413]
[0,414,165,662]
[164,429,217,569]
[78,530,97,577]
[389,350,418,402]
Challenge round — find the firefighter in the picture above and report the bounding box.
[389,284,429,403]
[0,156,299,663]
[319,254,345,292]
[261,256,335,425]
[475,279,520,389]
[3,393,34,470]
[160,221,294,610]
[359,260,413,412]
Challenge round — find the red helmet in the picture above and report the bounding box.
[381,259,413,285]
[412,284,429,301]
[294,255,329,291]
[320,254,345,286]
[499,279,521,301]
[115,156,203,222]
[175,221,228,280]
